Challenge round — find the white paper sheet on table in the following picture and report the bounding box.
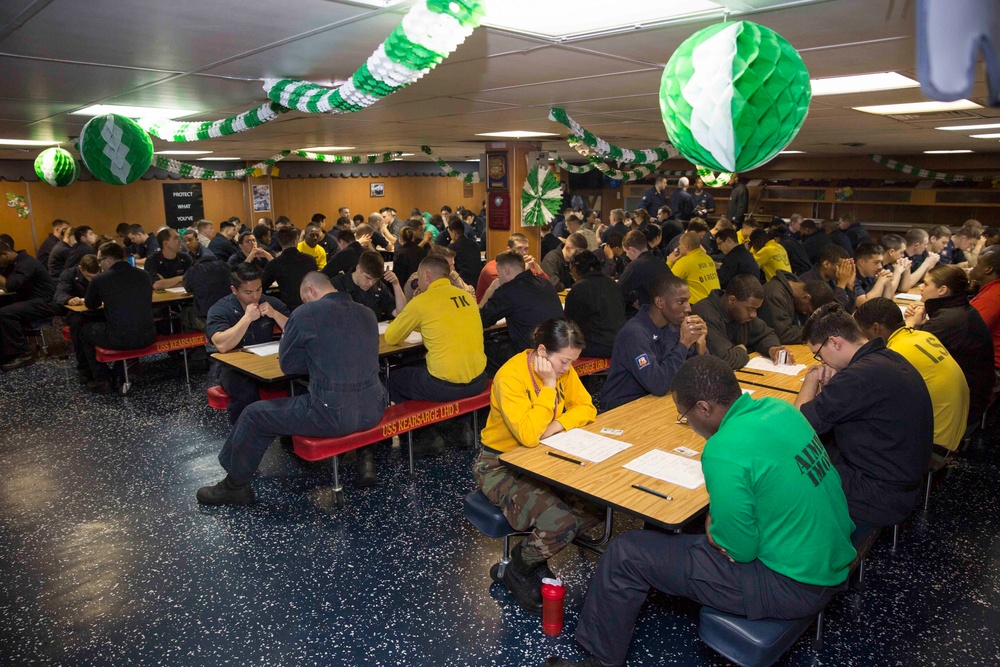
[624,449,705,490]
[378,321,390,335]
[541,429,632,463]
[244,341,281,356]
[404,332,422,344]
[744,356,806,376]
[164,286,188,294]
[495,318,507,327]
[895,293,921,301]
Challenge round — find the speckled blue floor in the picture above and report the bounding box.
[1,350,998,666]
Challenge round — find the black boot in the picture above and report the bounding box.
[540,656,615,667]
[355,446,378,487]
[503,543,543,614]
[410,426,446,458]
[196,474,255,505]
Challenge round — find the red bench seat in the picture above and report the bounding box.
[95,332,207,362]
[207,384,289,410]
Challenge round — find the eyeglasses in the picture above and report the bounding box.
[812,337,832,362]
[675,405,693,425]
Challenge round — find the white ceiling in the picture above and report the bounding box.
[0,0,997,164]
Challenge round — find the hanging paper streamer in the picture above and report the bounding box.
[660,21,811,173]
[137,102,289,143]
[34,147,80,187]
[295,150,401,163]
[6,193,29,219]
[868,154,987,182]
[266,0,485,114]
[696,167,732,188]
[154,151,291,180]
[78,114,155,185]
[565,137,660,182]
[548,108,677,164]
[420,146,482,183]
[521,166,563,226]
[551,156,594,174]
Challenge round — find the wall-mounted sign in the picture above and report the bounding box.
[487,191,510,230]
[163,183,204,230]
[487,153,508,190]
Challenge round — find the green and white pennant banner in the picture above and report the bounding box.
[565,138,661,182]
[420,146,482,183]
[137,102,289,143]
[548,108,677,164]
[266,0,485,114]
[154,151,291,179]
[295,150,401,163]
[869,154,986,182]
[521,165,562,227]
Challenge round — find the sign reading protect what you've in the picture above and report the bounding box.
[163,183,204,230]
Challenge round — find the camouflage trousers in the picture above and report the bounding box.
[473,450,602,566]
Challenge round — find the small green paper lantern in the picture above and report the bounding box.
[34,147,80,187]
[79,113,154,185]
[660,21,811,173]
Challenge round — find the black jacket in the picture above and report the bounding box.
[563,270,626,356]
[802,231,834,264]
[36,233,61,269]
[84,261,156,347]
[618,250,671,312]
[691,289,780,369]
[262,247,318,310]
[781,235,812,275]
[330,272,396,322]
[450,234,482,287]
[799,266,855,314]
[54,266,90,306]
[717,244,761,289]
[480,269,564,350]
[639,186,668,218]
[208,235,238,262]
[183,256,233,318]
[921,293,995,416]
[668,188,694,221]
[726,182,748,224]
[393,242,427,290]
[47,241,72,278]
[145,250,193,281]
[5,251,55,302]
[541,248,574,292]
[65,243,96,271]
[323,242,363,278]
[758,270,804,345]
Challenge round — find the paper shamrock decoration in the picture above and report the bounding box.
[659,21,811,173]
[78,114,155,185]
[520,166,563,227]
[34,147,80,187]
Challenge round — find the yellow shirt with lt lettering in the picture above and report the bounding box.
[384,277,486,383]
[668,246,720,304]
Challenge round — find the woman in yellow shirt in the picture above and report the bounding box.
[473,318,599,615]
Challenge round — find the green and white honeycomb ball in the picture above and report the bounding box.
[79,113,155,185]
[34,147,80,187]
[660,21,811,173]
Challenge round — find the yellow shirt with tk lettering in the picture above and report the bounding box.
[384,277,486,383]
[885,327,969,450]
[668,246,720,304]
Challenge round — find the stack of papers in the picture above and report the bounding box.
[378,321,390,335]
[624,449,705,490]
[164,286,188,294]
[243,341,280,356]
[404,332,422,344]
[896,293,921,301]
[744,356,806,376]
[541,429,631,463]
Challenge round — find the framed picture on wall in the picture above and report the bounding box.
[370,182,385,198]
[252,184,271,212]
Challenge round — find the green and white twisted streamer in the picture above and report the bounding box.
[420,146,482,183]
[154,151,291,179]
[521,165,562,227]
[869,154,985,182]
[549,108,677,164]
[551,155,594,174]
[564,137,659,182]
[295,150,401,163]
[696,168,732,187]
[137,102,290,143]
[266,0,485,114]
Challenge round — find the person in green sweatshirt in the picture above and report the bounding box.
[543,355,856,667]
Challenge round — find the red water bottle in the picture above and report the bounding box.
[541,577,565,636]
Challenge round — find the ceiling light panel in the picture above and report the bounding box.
[853,100,983,115]
[72,104,199,118]
[475,131,558,138]
[810,72,919,96]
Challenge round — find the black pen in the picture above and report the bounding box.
[547,451,585,466]
[237,348,256,354]
[736,369,765,376]
[632,484,672,501]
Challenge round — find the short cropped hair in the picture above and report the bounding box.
[196,220,214,233]
[276,227,300,248]
[419,254,451,279]
[622,230,648,251]
[748,229,769,249]
[880,233,905,250]
[78,254,101,274]
[238,231,254,245]
[495,250,526,272]
[671,356,742,411]
[338,229,356,245]
[356,250,385,279]
[231,262,262,288]
[128,224,145,236]
[716,228,738,244]
[803,281,836,309]
[802,302,864,345]
[815,243,850,266]
[98,241,125,261]
[566,232,589,251]
[687,219,708,234]
[724,274,764,301]
[570,249,602,275]
[854,297,904,331]
[954,226,981,240]
[679,232,702,251]
[74,226,94,243]
[219,220,236,232]
[311,213,326,223]
[156,228,173,246]
[929,225,951,239]
[854,242,884,261]
[507,233,528,248]
[904,228,928,245]
[650,273,688,299]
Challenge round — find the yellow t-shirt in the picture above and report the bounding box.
[480,350,597,453]
[754,239,791,282]
[297,241,327,270]
[886,327,969,450]
[668,247,720,304]
[384,277,486,383]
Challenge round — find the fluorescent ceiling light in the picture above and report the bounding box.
[475,130,558,138]
[72,104,199,119]
[345,0,406,7]
[482,0,722,39]
[155,150,212,155]
[923,149,973,154]
[0,138,61,146]
[197,157,241,161]
[969,133,1000,139]
[779,150,805,154]
[299,146,356,151]
[466,159,480,162]
[810,72,918,96]
[853,100,982,115]
[936,122,1000,131]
